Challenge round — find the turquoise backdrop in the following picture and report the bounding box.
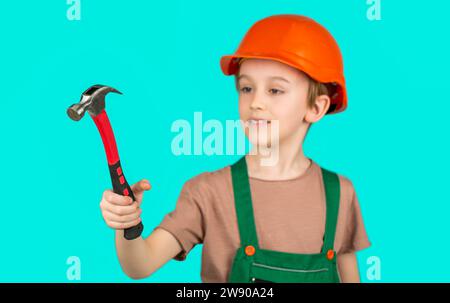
[0,0,448,282]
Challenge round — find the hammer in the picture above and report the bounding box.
[67,84,144,240]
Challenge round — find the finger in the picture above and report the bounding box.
[131,179,151,195]
[107,218,142,230]
[102,208,141,223]
[103,190,133,206]
[103,201,140,216]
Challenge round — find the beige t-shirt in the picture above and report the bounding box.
[154,158,371,282]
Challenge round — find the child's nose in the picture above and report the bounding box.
[249,95,267,110]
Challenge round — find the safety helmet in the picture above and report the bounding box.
[220,14,347,114]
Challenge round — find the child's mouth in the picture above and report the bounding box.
[246,119,272,126]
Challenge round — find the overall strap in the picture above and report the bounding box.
[231,156,259,249]
[320,168,341,253]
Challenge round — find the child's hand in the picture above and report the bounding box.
[100,179,152,230]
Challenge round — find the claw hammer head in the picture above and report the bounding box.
[67,84,122,121]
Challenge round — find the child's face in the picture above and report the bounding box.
[237,58,318,149]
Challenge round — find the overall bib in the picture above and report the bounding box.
[228,156,341,283]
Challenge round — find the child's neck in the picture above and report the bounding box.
[246,146,311,181]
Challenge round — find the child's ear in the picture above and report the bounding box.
[304,94,331,123]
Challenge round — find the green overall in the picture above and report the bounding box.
[228,156,341,283]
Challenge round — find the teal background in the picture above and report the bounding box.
[0,0,448,282]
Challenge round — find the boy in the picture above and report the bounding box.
[100,14,370,282]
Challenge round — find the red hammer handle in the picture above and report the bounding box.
[108,160,144,240]
[92,110,144,240]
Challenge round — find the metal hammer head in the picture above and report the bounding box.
[67,84,122,121]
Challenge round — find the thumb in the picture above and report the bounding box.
[131,179,151,203]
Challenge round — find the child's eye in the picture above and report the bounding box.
[240,86,252,94]
[269,88,284,95]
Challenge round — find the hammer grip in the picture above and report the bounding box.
[108,160,144,240]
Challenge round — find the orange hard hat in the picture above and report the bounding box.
[220,14,347,114]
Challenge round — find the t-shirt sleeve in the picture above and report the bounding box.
[154,178,206,261]
[338,178,371,254]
